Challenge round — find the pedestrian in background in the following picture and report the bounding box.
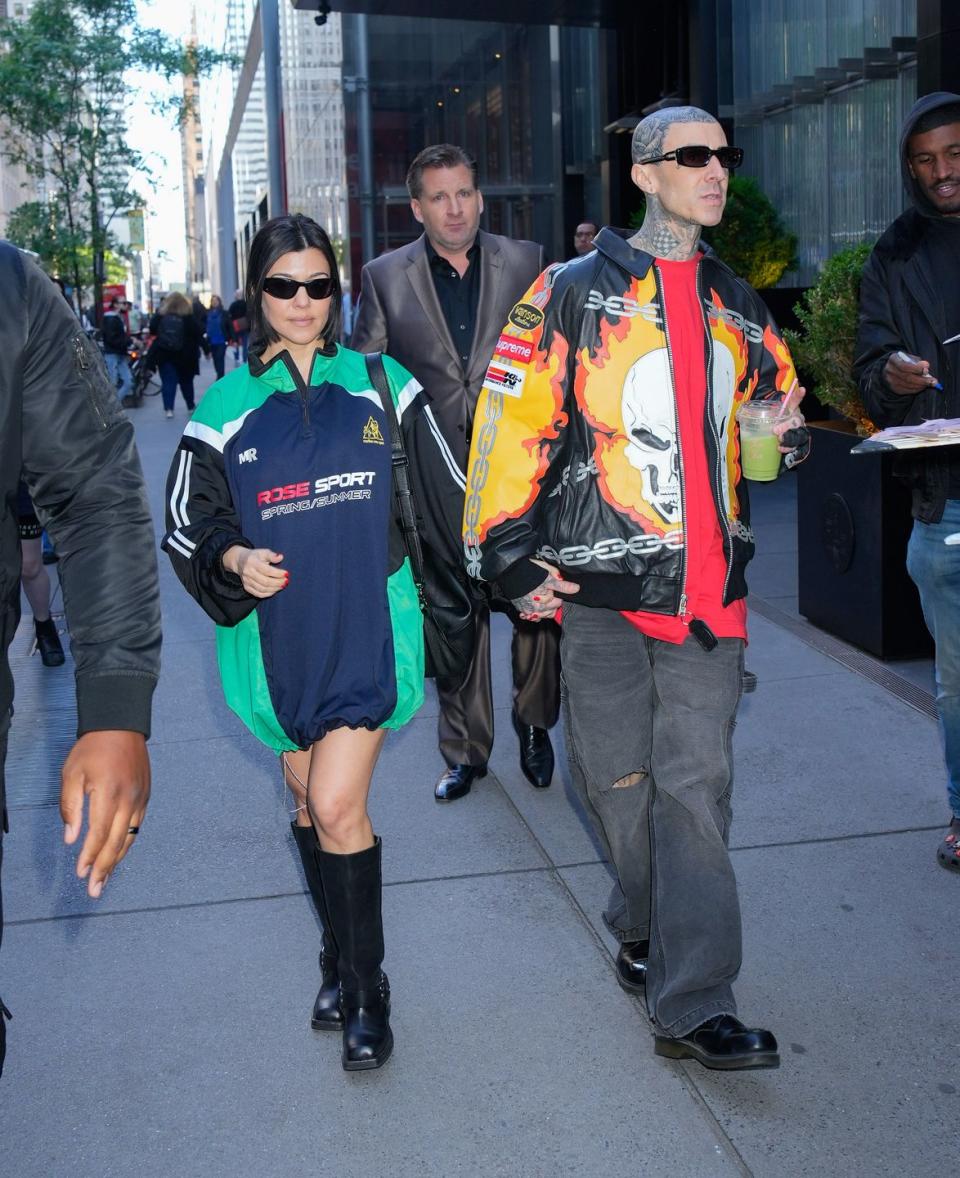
[204,293,233,379]
[854,91,960,874]
[228,288,249,362]
[16,482,64,668]
[162,213,465,1072]
[0,243,161,1077]
[101,294,132,402]
[149,291,202,419]
[352,142,560,803]
[572,220,598,257]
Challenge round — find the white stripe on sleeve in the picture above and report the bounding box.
[423,404,466,490]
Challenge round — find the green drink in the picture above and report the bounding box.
[740,432,782,481]
[738,399,782,482]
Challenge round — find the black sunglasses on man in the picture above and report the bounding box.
[639,146,744,170]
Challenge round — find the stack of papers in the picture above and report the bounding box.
[850,418,960,454]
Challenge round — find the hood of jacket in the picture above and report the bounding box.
[900,90,960,218]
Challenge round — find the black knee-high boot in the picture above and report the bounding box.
[290,823,343,1030]
[315,837,393,1071]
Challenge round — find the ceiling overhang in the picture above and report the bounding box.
[290,0,627,27]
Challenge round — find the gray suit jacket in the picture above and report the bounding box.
[351,229,546,465]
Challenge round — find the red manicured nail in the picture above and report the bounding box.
[532,596,542,602]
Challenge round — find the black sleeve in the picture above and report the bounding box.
[18,255,161,737]
[853,247,912,429]
[161,405,258,627]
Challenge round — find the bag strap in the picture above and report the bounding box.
[364,352,427,597]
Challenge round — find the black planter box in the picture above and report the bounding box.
[797,421,933,660]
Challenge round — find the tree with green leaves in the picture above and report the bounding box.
[0,0,227,320]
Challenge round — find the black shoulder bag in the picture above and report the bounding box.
[364,353,475,690]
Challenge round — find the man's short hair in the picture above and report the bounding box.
[910,102,960,141]
[631,105,720,165]
[406,144,479,200]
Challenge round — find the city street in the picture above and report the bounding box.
[1,356,957,1177]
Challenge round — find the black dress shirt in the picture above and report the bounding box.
[426,238,481,370]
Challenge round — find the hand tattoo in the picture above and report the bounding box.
[512,571,568,616]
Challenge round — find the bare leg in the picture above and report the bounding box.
[307,727,386,854]
[282,748,312,829]
[20,538,51,621]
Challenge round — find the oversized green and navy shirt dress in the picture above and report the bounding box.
[162,343,466,754]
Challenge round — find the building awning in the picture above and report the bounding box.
[290,0,625,26]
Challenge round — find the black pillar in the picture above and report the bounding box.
[918,0,960,96]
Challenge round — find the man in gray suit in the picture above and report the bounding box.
[352,143,560,802]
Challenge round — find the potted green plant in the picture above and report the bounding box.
[783,245,931,659]
[784,243,875,435]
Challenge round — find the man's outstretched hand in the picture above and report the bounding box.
[61,731,151,899]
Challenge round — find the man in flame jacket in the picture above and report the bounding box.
[464,107,809,1070]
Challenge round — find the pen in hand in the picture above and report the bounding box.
[896,350,943,390]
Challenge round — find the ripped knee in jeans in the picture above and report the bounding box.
[612,768,648,790]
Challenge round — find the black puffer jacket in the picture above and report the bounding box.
[853,91,960,523]
[0,243,161,763]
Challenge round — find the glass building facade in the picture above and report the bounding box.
[195,0,347,297]
[728,0,918,283]
[340,16,603,280]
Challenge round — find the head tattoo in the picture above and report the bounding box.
[631,106,719,164]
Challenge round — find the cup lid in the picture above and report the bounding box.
[738,397,782,423]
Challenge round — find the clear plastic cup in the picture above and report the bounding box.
[738,398,783,482]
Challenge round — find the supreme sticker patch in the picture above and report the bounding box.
[494,334,533,365]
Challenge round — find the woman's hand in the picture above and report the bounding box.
[223,545,289,598]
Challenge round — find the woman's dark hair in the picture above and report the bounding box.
[245,214,342,354]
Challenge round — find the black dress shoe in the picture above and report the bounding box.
[615,939,649,993]
[434,763,487,802]
[654,1014,779,1070]
[511,711,554,788]
[34,617,65,667]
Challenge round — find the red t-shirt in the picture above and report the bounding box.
[622,254,747,644]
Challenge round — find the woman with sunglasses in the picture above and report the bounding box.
[162,213,463,1071]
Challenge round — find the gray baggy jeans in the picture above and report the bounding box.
[560,603,745,1037]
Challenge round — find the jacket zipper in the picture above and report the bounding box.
[653,264,688,617]
[280,350,313,434]
[695,266,735,607]
[73,333,108,430]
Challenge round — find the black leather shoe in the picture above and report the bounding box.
[342,973,393,1071]
[654,1014,779,1070]
[34,617,65,667]
[615,939,649,994]
[511,711,554,788]
[311,950,343,1030]
[434,763,487,802]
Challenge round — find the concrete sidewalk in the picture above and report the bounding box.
[2,356,957,1177]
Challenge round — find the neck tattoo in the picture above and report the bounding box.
[628,196,702,261]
